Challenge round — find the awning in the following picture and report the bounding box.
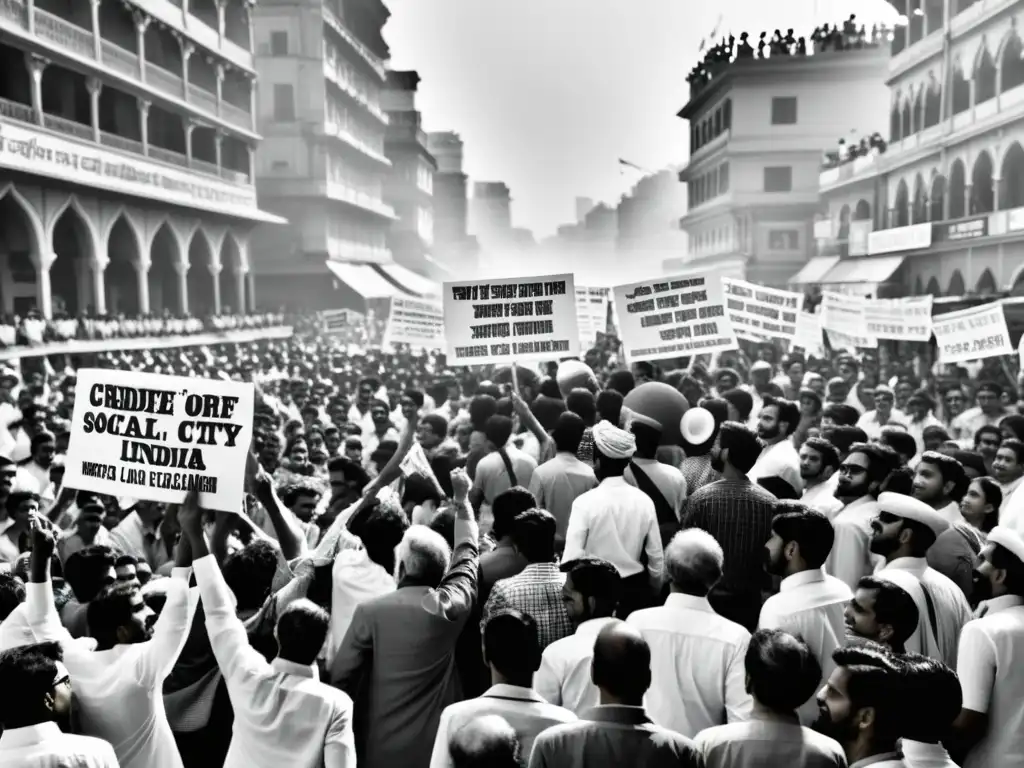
[788,256,840,285]
[817,255,906,285]
[325,261,403,299]
[374,263,441,297]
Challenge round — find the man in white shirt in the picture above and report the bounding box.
[799,438,843,519]
[431,609,575,768]
[991,439,1024,516]
[904,390,945,457]
[951,525,1024,768]
[869,492,972,668]
[760,502,852,725]
[108,501,171,573]
[179,493,356,768]
[528,412,597,551]
[911,451,967,525]
[856,385,908,441]
[627,528,752,738]
[0,641,119,768]
[562,420,664,618]
[624,414,688,547]
[534,556,620,714]
[749,396,803,495]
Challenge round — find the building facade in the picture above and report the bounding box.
[811,0,1024,300]
[427,130,477,277]
[617,168,689,275]
[0,0,278,319]
[469,180,512,250]
[678,45,890,287]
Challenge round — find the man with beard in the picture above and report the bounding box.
[950,525,1024,768]
[759,502,852,724]
[972,426,1001,476]
[813,644,906,768]
[869,492,972,668]
[799,438,843,519]
[748,397,803,494]
[826,443,900,591]
[844,575,919,654]
[911,451,968,525]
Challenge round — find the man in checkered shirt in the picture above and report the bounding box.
[481,509,573,651]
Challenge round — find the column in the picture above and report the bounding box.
[215,0,226,45]
[181,42,194,101]
[35,250,54,320]
[993,175,1002,212]
[246,144,255,180]
[246,271,255,312]
[245,0,255,53]
[86,77,102,143]
[26,54,47,126]
[91,260,107,315]
[209,262,222,314]
[74,260,90,313]
[214,129,224,170]
[138,99,150,155]
[965,183,974,215]
[249,77,258,132]
[185,119,196,161]
[133,12,150,83]
[215,63,224,118]
[0,255,12,315]
[90,0,102,62]
[135,262,150,314]
[173,261,189,315]
[27,0,35,35]
[235,268,246,313]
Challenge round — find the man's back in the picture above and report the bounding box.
[0,722,119,768]
[529,454,597,540]
[694,718,846,768]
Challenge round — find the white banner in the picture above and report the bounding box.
[576,286,610,349]
[863,296,933,341]
[321,309,365,334]
[442,273,580,365]
[821,292,877,349]
[383,297,445,349]
[793,312,825,356]
[63,369,254,514]
[612,271,738,364]
[933,302,1013,364]
[722,278,802,342]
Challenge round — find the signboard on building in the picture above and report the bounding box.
[934,216,988,243]
[867,222,931,256]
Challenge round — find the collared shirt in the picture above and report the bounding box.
[0,721,119,768]
[325,539,395,671]
[528,452,598,540]
[429,684,576,768]
[957,593,1024,768]
[748,439,803,494]
[534,617,617,714]
[901,739,959,767]
[27,571,195,768]
[681,478,776,596]
[758,569,852,725]
[625,458,688,519]
[906,413,945,456]
[482,562,573,651]
[802,481,843,520]
[473,446,538,532]
[562,476,664,583]
[528,704,702,768]
[193,555,356,768]
[627,592,753,738]
[950,406,1011,444]
[998,476,1023,515]
[850,753,906,768]
[857,408,909,440]
[108,511,171,572]
[826,496,883,591]
[694,714,846,768]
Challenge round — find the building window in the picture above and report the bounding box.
[771,96,798,125]
[764,166,793,192]
[768,229,800,250]
[270,31,289,56]
[719,163,729,193]
[273,84,295,121]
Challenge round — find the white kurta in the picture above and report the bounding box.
[826,496,883,591]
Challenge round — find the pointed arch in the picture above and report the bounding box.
[930,173,946,221]
[976,268,997,294]
[50,202,97,315]
[0,185,45,257]
[890,96,902,142]
[975,38,997,103]
[219,233,243,313]
[47,194,99,247]
[1000,25,1024,92]
[912,173,928,223]
[854,199,871,221]
[914,276,924,295]
[924,73,942,128]
[106,214,143,316]
[901,92,913,138]
[971,151,994,213]
[926,276,941,296]
[150,222,183,314]
[1000,141,1024,210]
[186,228,216,316]
[912,87,925,134]
[894,178,910,227]
[948,270,966,296]
[948,159,966,218]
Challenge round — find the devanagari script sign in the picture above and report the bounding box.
[383,297,445,349]
[442,273,579,365]
[722,278,801,342]
[612,272,738,363]
[63,369,254,513]
[864,297,933,341]
[932,302,1012,364]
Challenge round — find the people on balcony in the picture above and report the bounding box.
[821,132,888,171]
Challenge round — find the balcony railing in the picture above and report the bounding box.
[187,82,218,115]
[325,180,396,218]
[221,99,250,129]
[43,113,92,141]
[0,96,33,122]
[322,3,387,80]
[148,144,190,168]
[146,61,184,98]
[191,157,220,176]
[101,39,140,79]
[35,8,94,59]
[100,130,144,155]
[0,0,27,28]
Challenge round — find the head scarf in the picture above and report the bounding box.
[591,419,636,459]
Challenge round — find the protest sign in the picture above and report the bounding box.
[820,292,877,349]
[612,271,738,364]
[63,369,254,514]
[383,297,446,349]
[932,301,1012,364]
[863,296,933,341]
[321,309,364,334]
[721,278,801,342]
[793,312,825,356]
[576,286,610,349]
[442,273,579,365]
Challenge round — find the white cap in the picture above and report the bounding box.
[680,408,716,446]
[877,492,950,537]
[989,526,1024,564]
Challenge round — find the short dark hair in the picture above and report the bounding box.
[280,479,324,508]
[483,415,514,447]
[561,557,620,616]
[998,438,1024,465]
[822,403,861,426]
[511,509,557,564]
[762,396,800,437]
[630,421,661,459]
[771,503,834,569]
[421,413,449,440]
[326,456,369,489]
[491,486,537,540]
[0,641,64,728]
[824,425,869,454]
[276,599,330,666]
[64,545,117,603]
[566,388,597,426]
[551,411,586,455]
[880,466,915,496]
[745,629,822,713]
[222,540,281,612]
[829,644,905,744]
[5,490,39,517]
[721,389,753,421]
[857,576,919,652]
[87,581,142,647]
[483,608,542,680]
[847,442,901,490]
[974,424,1003,447]
[918,451,969,502]
[358,503,410,574]
[114,554,138,570]
[0,573,25,622]
[988,543,1024,596]
[596,389,624,427]
[469,395,498,431]
[802,437,840,471]
[880,428,917,462]
[897,653,962,743]
[718,421,763,474]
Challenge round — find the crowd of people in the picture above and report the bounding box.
[822,132,890,171]
[0,322,1021,767]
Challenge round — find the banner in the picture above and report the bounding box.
[442,273,579,365]
[792,312,825,356]
[820,292,877,349]
[863,296,933,341]
[722,278,801,342]
[321,309,365,334]
[63,369,254,513]
[932,302,1012,364]
[383,297,445,349]
[576,286,610,349]
[612,271,738,364]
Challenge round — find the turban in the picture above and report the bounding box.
[591,420,636,460]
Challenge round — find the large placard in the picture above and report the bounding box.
[63,369,254,513]
[576,286,610,349]
[864,296,933,341]
[793,312,825,356]
[383,297,446,349]
[321,309,365,334]
[821,292,877,349]
[722,278,801,342]
[933,302,1012,364]
[612,271,738,364]
[442,273,579,365]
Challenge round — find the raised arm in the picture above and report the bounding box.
[423,468,479,623]
[25,518,72,644]
[247,448,306,560]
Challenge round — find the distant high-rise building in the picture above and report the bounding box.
[575,197,595,223]
[469,181,513,249]
[427,131,476,276]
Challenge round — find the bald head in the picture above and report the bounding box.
[449,715,521,768]
[591,620,651,704]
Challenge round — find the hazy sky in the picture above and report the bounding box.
[384,0,899,238]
